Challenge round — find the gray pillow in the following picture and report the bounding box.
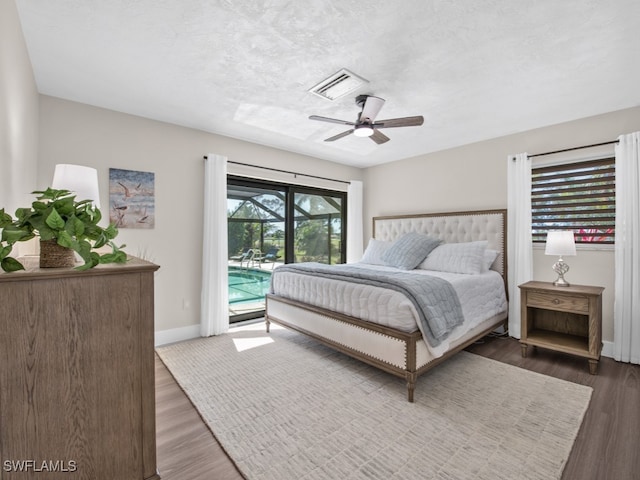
[360,238,392,265]
[381,232,441,270]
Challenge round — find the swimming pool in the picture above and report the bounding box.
[228,266,272,305]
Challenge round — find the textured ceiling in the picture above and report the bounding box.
[14,0,640,168]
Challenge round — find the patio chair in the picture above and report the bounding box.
[229,248,251,262]
[262,247,282,268]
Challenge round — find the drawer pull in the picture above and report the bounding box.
[552,298,560,304]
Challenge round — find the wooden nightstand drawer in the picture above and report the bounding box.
[526,291,589,313]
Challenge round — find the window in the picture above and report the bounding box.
[227,176,346,322]
[531,158,615,244]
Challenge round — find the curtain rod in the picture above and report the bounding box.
[203,156,351,185]
[528,140,619,158]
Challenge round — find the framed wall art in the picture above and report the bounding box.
[109,168,155,229]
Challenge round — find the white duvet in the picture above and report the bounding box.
[270,262,508,357]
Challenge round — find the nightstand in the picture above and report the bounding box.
[519,281,604,374]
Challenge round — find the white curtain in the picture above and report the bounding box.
[507,153,533,338]
[201,154,229,337]
[346,180,364,263]
[614,132,640,364]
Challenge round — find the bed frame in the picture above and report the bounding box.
[265,209,508,402]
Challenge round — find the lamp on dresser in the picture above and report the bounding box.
[545,230,576,287]
[51,163,101,207]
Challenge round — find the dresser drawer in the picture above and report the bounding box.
[526,291,590,313]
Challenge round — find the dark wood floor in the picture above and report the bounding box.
[156,335,640,480]
[155,356,243,480]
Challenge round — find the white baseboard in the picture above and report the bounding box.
[155,324,200,347]
[601,340,614,359]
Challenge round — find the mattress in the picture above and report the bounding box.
[270,262,508,357]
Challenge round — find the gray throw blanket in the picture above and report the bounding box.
[271,263,464,347]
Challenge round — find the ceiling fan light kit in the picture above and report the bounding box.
[309,94,424,144]
[353,125,374,137]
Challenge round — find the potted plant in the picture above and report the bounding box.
[0,188,127,273]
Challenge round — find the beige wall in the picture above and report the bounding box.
[37,95,363,336]
[364,106,640,345]
[0,0,38,212]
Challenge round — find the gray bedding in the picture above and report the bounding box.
[270,263,464,347]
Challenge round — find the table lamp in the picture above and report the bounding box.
[51,164,101,209]
[545,230,576,287]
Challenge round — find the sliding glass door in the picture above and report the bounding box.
[227,177,346,321]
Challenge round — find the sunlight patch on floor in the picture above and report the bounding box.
[230,321,285,352]
[232,336,274,352]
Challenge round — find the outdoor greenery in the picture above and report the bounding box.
[294,220,340,263]
[228,218,342,264]
[227,185,344,266]
[0,188,127,273]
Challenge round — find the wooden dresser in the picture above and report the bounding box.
[0,257,160,480]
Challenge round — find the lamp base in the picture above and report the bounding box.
[553,276,571,287]
[552,257,571,287]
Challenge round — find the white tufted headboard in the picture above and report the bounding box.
[373,209,507,290]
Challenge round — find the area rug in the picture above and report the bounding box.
[156,323,592,480]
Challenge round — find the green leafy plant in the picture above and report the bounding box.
[0,188,127,273]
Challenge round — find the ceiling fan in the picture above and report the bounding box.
[309,94,424,144]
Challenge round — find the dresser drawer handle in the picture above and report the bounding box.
[552,298,560,304]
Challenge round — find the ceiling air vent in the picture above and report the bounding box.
[308,68,369,101]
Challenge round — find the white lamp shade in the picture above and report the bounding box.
[51,164,101,209]
[545,230,576,256]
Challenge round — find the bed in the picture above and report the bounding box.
[265,209,508,402]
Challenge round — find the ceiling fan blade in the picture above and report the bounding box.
[374,116,424,128]
[324,129,354,142]
[309,115,355,126]
[370,130,390,144]
[359,96,385,122]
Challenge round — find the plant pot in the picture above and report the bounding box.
[39,239,76,268]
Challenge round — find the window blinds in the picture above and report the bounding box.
[531,158,615,244]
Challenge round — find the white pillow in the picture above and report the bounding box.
[359,238,392,265]
[418,240,488,275]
